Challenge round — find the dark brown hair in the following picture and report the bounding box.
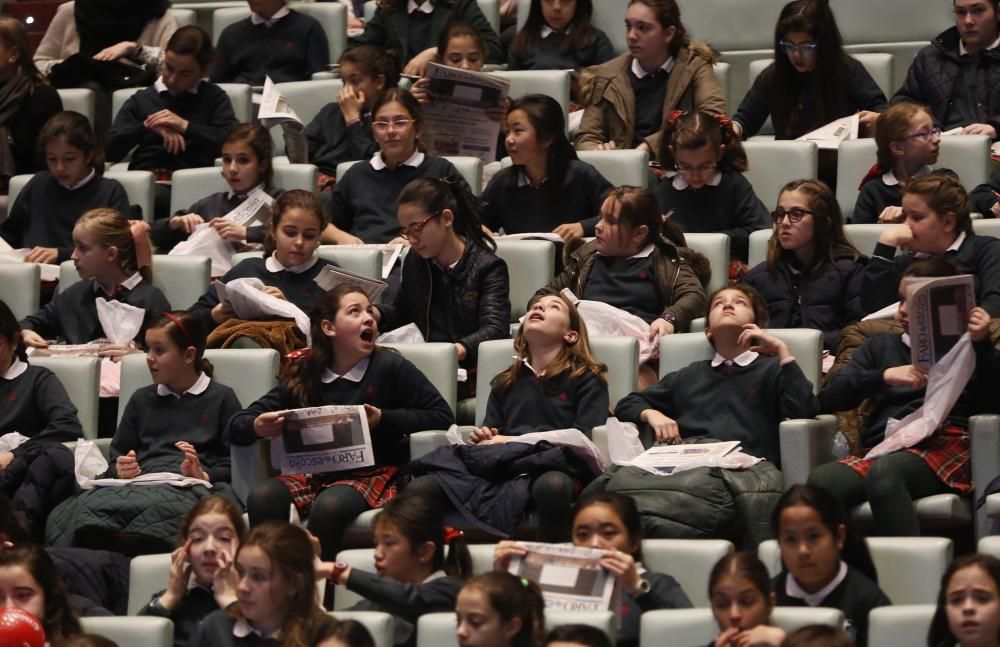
[224,123,274,187]
[166,24,213,68]
[874,101,932,173]
[766,179,859,276]
[571,492,643,561]
[902,173,972,237]
[704,284,770,337]
[262,190,329,257]
[0,545,82,642]
[177,494,246,546]
[928,554,1000,647]
[660,111,748,173]
[512,0,604,60]
[544,624,611,647]
[148,311,214,378]
[39,111,105,174]
[0,299,27,364]
[603,185,673,250]
[503,94,578,196]
[375,493,472,579]
[313,616,376,647]
[461,572,545,647]
[436,20,485,63]
[708,551,773,602]
[628,0,691,57]
[0,17,43,84]
[782,625,854,647]
[397,177,495,252]
[340,43,401,92]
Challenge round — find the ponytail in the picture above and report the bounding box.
[659,110,748,172]
[397,177,495,252]
[375,494,473,581]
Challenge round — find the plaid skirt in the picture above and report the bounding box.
[838,423,972,493]
[276,465,401,517]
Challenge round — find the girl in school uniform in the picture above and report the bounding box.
[743,179,866,352]
[302,45,399,188]
[190,522,329,647]
[708,552,782,647]
[928,554,1000,647]
[851,102,942,224]
[19,208,169,353]
[508,0,615,84]
[455,572,546,647]
[231,285,453,561]
[153,124,282,253]
[0,299,82,541]
[44,310,241,553]
[656,110,771,274]
[139,495,246,647]
[768,484,889,647]
[481,94,613,242]
[104,25,238,220]
[0,111,131,265]
[0,544,83,644]
[408,289,608,541]
[324,88,473,245]
[377,177,510,390]
[495,492,692,647]
[320,494,473,647]
[189,190,337,337]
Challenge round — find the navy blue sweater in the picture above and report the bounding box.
[482,370,609,436]
[210,11,330,85]
[305,103,378,176]
[0,363,82,457]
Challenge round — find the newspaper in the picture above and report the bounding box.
[623,441,744,475]
[331,243,405,279]
[214,277,311,341]
[26,341,115,357]
[258,76,303,127]
[0,239,61,281]
[270,405,375,475]
[796,113,859,150]
[313,264,388,302]
[421,62,510,163]
[903,273,975,370]
[508,542,618,612]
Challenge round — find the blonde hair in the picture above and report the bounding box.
[76,209,152,282]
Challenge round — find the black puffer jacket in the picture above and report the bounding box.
[892,26,1000,132]
[378,240,511,366]
[743,247,867,351]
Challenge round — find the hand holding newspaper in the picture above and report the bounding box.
[508,542,620,612]
[421,62,511,163]
[270,405,375,475]
[904,273,975,369]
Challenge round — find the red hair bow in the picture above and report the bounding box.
[667,110,687,126]
[285,348,312,363]
[443,526,464,544]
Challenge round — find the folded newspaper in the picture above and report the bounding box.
[270,404,375,475]
[26,340,116,357]
[258,76,303,128]
[421,62,510,163]
[903,273,975,370]
[796,113,859,150]
[215,277,311,342]
[508,542,619,612]
[313,264,388,303]
[605,418,761,474]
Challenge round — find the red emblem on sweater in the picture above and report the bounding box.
[6,392,14,401]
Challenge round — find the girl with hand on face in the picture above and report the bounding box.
[140,496,247,647]
[376,177,509,387]
[852,102,944,225]
[231,286,453,561]
[860,174,1000,316]
[743,179,866,352]
[154,124,282,253]
[190,522,329,647]
[324,89,473,246]
[709,552,785,647]
[495,492,692,647]
[574,0,725,159]
[928,554,1000,647]
[320,494,473,647]
[455,572,546,647]
[481,94,613,243]
[508,0,615,85]
[656,110,770,272]
[0,544,83,644]
[0,111,131,265]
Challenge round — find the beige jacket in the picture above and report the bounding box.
[574,43,725,160]
[34,2,178,78]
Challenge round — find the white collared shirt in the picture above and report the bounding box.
[902,332,912,348]
[515,167,545,188]
[227,183,265,202]
[233,618,281,639]
[264,254,320,274]
[153,75,200,96]
[251,3,291,27]
[423,569,446,583]
[370,149,425,171]
[913,230,967,259]
[93,272,143,295]
[408,0,434,14]
[671,171,723,190]
[960,33,1000,56]
[786,560,848,606]
[540,24,570,39]
[156,372,211,398]
[711,350,760,368]
[2,358,27,380]
[881,165,932,187]
[514,355,546,377]
[64,169,97,191]
[631,56,674,79]
[321,358,371,383]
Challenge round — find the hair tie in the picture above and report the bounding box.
[129,220,153,272]
[520,578,530,588]
[163,312,194,348]
[443,526,463,544]
[285,348,312,363]
[667,110,687,127]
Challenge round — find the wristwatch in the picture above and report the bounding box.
[327,561,350,584]
[659,312,678,327]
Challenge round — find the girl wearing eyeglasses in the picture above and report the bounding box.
[375,177,510,393]
[743,179,865,352]
[323,88,474,245]
[655,111,771,275]
[851,102,943,224]
[732,0,886,142]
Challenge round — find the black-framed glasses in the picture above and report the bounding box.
[398,211,441,240]
[902,127,942,142]
[779,40,818,55]
[675,162,718,175]
[771,207,814,224]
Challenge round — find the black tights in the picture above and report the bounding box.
[406,471,577,542]
[246,479,370,561]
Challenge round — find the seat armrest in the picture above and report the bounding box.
[971,414,1000,537]
[779,415,838,487]
[231,440,272,505]
[409,427,476,460]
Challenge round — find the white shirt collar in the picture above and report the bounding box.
[515,167,544,188]
[595,243,655,259]
[227,183,264,201]
[2,358,27,380]
[93,272,142,295]
[423,570,446,583]
[913,230,966,259]
[250,3,290,26]
[960,33,1000,56]
[264,254,319,274]
[514,355,546,377]
[64,169,96,191]
[233,618,281,639]
[786,560,848,606]
[407,0,433,14]
[156,372,211,398]
[671,171,723,190]
[901,333,911,348]
[711,350,760,368]
[540,24,570,39]
[370,149,425,171]
[631,56,674,79]
[881,165,932,187]
[153,75,200,96]
[320,358,370,383]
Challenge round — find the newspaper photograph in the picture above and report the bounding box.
[508,542,618,612]
[904,274,976,370]
[314,264,388,302]
[331,243,405,279]
[270,405,375,475]
[421,62,510,163]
